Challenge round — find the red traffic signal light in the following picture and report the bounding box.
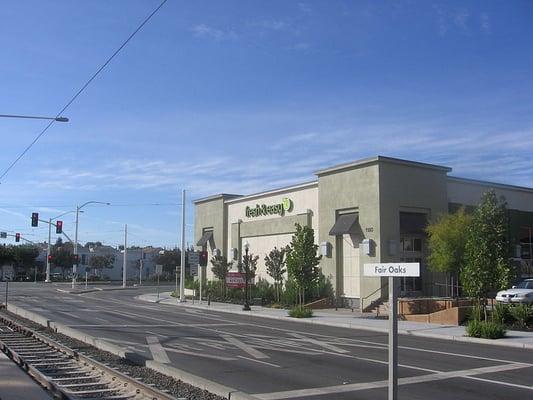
[56,220,63,234]
[31,212,39,227]
[15,233,20,242]
[48,255,53,262]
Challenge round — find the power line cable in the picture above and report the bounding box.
[0,0,168,183]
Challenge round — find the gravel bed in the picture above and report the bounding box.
[1,310,227,400]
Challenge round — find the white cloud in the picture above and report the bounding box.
[480,13,490,33]
[453,9,470,30]
[191,24,237,41]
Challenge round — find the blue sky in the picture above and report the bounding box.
[1,0,532,248]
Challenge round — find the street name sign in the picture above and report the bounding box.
[363,262,420,400]
[363,263,420,277]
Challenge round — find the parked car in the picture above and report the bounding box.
[496,279,533,304]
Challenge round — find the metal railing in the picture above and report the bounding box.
[361,281,388,312]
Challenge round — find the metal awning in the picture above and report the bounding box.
[196,231,213,246]
[329,213,359,236]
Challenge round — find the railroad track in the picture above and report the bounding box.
[0,314,178,400]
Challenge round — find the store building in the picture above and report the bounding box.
[194,156,533,308]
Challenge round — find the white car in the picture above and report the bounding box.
[496,279,533,304]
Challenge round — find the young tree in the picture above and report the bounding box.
[210,254,232,295]
[12,245,40,276]
[89,255,115,276]
[264,247,287,302]
[154,249,182,275]
[238,252,259,303]
[286,223,322,308]
[461,190,515,318]
[426,208,472,296]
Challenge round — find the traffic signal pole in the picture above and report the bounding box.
[123,224,127,288]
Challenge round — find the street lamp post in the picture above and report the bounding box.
[0,114,69,122]
[243,241,251,311]
[72,201,110,289]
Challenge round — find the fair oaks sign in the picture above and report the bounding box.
[363,263,420,277]
[245,198,293,218]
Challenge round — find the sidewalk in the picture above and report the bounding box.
[0,351,52,400]
[137,292,533,350]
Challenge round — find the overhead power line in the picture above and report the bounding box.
[0,0,168,183]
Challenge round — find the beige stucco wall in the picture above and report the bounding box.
[317,162,381,303]
[378,161,450,298]
[225,184,319,282]
[194,196,231,281]
[447,178,533,212]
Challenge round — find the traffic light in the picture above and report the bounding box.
[15,233,20,242]
[31,212,39,227]
[199,250,208,267]
[56,220,63,234]
[47,255,53,262]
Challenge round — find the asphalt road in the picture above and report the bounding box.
[3,282,533,400]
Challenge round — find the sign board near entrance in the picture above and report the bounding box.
[225,271,255,288]
[226,272,245,288]
[363,263,420,277]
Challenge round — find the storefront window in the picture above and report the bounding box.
[400,257,422,292]
[520,227,533,260]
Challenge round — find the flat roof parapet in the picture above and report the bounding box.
[314,155,452,176]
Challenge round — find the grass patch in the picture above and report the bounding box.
[288,307,313,318]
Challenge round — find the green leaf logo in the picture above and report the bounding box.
[282,198,292,212]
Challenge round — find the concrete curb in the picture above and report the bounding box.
[5,304,261,400]
[137,294,533,350]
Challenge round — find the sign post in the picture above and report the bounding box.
[364,262,420,400]
[155,264,163,300]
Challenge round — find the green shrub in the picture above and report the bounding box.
[508,304,533,330]
[480,321,506,339]
[491,303,510,325]
[288,306,313,318]
[468,302,482,322]
[467,319,506,339]
[467,319,482,337]
[251,278,275,304]
[281,279,299,307]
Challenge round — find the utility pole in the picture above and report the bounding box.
[123,224,127,288]
[73,205,79,289]
[179,189,186,302]
[46,217,52,282]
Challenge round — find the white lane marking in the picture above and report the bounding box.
[237,355,281,368]
[94,317,107,323]
[163,346,236,361]
[289,333,349,354]
[146,336,170,364]
[254,363,532,399]
[223,335,269,359]
[145,330,166,338]
[463,374,533,391]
